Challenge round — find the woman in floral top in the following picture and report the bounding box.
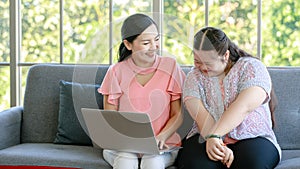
[176,27,281,169]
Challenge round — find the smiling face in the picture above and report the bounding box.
[124,24,160,67]
[193,27,231,77]
[193,49,229,77]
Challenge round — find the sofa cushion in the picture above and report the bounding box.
[0,143,110,169]
[54,80,103,145]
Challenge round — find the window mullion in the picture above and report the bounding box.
[60,0,64,64]
[205,0,209,26]
[9,0,21,107]
[152,0,163,55]
[257,0,262,59]
[109,0,113,65]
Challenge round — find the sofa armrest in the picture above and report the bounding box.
[0,106,23,150]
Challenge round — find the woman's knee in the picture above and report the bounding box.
[114,152,139,169]
[141,155,165,169]
[178,157,223,169]
[229,137,280,169]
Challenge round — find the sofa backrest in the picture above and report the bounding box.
[22,64,109,143]
[22,64,300,151]
[268,67,300,150]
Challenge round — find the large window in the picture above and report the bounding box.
[0,0,299,111]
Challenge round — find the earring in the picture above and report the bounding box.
[224,59,228,64]
[221,58,228,64]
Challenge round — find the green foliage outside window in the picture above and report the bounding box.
[0,0,10,110]
[262,0,300,66]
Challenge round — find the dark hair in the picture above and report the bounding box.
[118,13,158,62]
[194,26,277,128]
[194,27,253,65]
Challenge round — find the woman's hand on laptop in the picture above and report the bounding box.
[156,135,168,150]
[157,140,169,150]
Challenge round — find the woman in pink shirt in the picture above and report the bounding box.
[98,13,185,169]
[176,27,281,169]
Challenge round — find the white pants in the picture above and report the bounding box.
[103,149,178,169]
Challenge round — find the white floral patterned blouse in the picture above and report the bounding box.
[183,57,281,158]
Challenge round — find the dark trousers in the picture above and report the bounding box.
[176,134,280,169]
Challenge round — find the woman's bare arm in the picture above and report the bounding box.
[156,99,183,148]
[103,95,118,111]
[211,86,267,136]
[184,98,216,138]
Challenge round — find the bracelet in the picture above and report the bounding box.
[204,134,222,140]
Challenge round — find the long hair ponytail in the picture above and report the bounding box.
[118,36,137,62]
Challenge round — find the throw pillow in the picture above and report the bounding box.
[54,80,103,145]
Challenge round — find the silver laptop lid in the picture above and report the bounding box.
[81,108,164,154]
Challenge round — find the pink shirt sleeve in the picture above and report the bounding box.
[168,64,186,101]
[158,58,185,101]
[97,65,122,106]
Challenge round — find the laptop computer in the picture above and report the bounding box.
[81,108,181,155]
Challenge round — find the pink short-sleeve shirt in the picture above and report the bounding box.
[98,56,185,145]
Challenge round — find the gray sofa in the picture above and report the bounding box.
[0,64,299,169]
